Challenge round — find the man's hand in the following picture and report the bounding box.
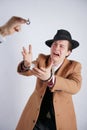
[32,61,53,81]
[0,16,28,36]
[22,44,32,67]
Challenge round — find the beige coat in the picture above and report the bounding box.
[16,54,82,130]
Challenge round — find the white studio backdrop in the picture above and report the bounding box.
[0,0,87,130]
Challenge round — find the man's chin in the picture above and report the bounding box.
[52,57,60,62]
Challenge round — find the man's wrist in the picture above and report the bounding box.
[23,60,30,68]
[21,61,35,71]
[42,72,52,82]
[20,61,30,71]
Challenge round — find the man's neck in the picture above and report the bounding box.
[53,60,64,66]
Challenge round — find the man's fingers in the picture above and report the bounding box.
[22,47,27,54]
[39,67,46,72]
[22,45,32,55]
[29,44,32,53]
[21,51,25,57]
[12,16,27,24]
[40,61,53,72]
[15,25,21,32]
[19,18,27,24]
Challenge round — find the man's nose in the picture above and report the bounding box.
[56,45,60,50]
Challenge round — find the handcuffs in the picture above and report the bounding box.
[26,18,31,25]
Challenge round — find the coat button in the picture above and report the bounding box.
[33,120,35,123]
[57,114,60,116]
[40,95,43,98]
[54,100,56,103]
[37,107,39,111]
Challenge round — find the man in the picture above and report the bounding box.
[0,16,29,43]
[16,29,82,130]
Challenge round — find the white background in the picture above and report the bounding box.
[0,0,87,130]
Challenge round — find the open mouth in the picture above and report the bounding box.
[53,52,60,57]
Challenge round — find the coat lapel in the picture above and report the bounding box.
[55,58,70,77]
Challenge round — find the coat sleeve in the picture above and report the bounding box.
[17,53,47,76]
[51,62,82,95]
[17,58,39,76]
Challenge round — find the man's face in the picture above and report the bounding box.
[50,40,71,64]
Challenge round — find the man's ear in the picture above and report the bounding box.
[66,50,72,57]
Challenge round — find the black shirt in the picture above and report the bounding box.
[33,87,56,130]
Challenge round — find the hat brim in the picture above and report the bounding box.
[45,39,79,49]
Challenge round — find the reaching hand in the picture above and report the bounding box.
[22,44,32,67]
[0,16,28,36]
[32,61,53,81]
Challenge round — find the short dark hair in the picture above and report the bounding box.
[68,41,73,51]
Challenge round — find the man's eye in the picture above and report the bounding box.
[60,45,64,48]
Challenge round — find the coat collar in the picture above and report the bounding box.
[46,55,70,76]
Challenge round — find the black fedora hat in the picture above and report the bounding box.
[45,29,79,49]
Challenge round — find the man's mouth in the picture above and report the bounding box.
[53,52,60,57]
